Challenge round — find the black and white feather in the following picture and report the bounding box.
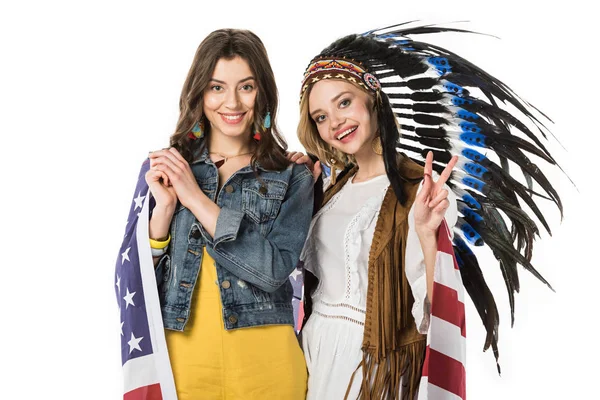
[317,22,565,372]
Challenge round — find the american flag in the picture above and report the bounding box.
[290,264,304,333]
[290,219,466,399]
[115,160,177,400]
[418,219,467,399]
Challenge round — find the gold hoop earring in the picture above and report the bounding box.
[371,136,383,155]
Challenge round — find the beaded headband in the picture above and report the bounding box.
[300,57,381,101]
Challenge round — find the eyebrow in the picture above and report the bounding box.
[209,76,255,85]
[310,91,352,118]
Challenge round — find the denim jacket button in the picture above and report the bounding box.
[224,185,234,193]
[221,280,231,289]
[176,318,185,323]
[259,186,268,195]
[228,315,238,324]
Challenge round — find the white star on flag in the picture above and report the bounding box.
[121,247,131,265]
[123,288,136,309]
[116,161,177,399]
[127,332,143,354]
[290,268,302,281]
[133,192,146,210]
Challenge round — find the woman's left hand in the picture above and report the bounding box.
[287,151,322,182]
[149,148,204,209]
[413,151,458,236]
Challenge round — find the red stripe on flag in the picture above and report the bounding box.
[425,347,466,399]
[422,345,431,377]
[296,300,305,332]
[437,220,459,270]
[124,384,163,400]
[432,282,466,337]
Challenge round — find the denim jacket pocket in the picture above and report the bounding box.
[241,178,287,224]
[252,280,293,304]
[251,285,272,303]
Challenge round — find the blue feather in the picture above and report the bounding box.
[462,176,486,192]
[458,202,484,223]
[374,33,398,40]
[458,121,482,134]
[442,81,465,95]
[456,109,480,121]
[463,162,489,178]
[461,148,487,162]
[427,57,452,75]
[451,96,474,106]
[455,188,482,209]
[462,193,481,209]
[459,132,487,147]
[459,218,484,246]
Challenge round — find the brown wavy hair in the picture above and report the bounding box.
[171,29,289,170]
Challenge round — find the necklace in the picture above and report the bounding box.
[352,171,387,183]
[209,150,253,169]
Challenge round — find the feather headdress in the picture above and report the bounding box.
[300,22,565,372]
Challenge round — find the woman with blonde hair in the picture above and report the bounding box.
[293,23,563,399]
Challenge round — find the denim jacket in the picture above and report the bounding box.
[155,147,314,331]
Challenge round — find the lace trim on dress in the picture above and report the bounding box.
[343,211,363,300]
[319,300,366,314]
[313,310,365,326]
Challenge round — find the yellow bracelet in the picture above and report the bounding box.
[149,234,171,249]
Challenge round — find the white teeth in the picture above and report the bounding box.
[223,114,243,120]
[336,127,357,140]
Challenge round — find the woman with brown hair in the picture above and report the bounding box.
[117,29,313,399]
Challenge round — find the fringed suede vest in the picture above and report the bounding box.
[305,155,425,400]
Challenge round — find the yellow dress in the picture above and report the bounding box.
[165,248,307,399]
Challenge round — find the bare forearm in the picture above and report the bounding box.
[416,228,438,303]
[149,205,175,266]
[149,205,175,239]
[187,194,221,238]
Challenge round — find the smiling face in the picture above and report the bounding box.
[203,56,257,141]
[308,79,378,158]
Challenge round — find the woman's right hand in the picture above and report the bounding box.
[145,163,177,241]
[145,166,177,210]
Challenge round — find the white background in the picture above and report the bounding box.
[0,1,597,399]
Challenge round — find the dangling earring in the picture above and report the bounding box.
[253,110,271,141]
[371,135,383,155]
[188,120,204,140]
[253,118,262,141]
[263,110,271,129]
[329,158,338,184]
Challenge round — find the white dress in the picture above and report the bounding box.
[300,173,457,400]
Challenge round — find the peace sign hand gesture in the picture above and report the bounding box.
[413,151,458,237]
